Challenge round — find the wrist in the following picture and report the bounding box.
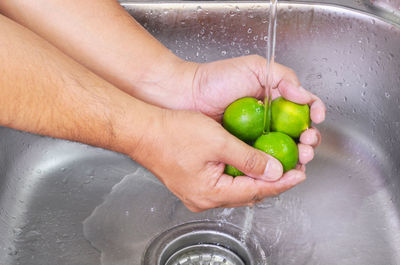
[130,50,199,111]
[109,96,165,161]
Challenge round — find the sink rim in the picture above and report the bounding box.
[120,1,400,27]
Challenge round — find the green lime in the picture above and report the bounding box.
[271,97,311,138]
[253,132,298,172]
[224,164,245,177]
[223,97,265,142]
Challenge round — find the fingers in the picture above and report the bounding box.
[309,95,326,124]
[276,80,326,124]
[299,127,321,147]
[219,133,283,181]
[229,56,326,125]
[270,62,326,124]
[275,79,312,104]
[213,170,305,208]
[271,63,301,88]
[296,164,306,172]
[298,143,314,165]
[298,127,320,168]
[271,63,311,104]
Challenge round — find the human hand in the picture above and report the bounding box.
[189,55,326,171]
[131,109,305,212]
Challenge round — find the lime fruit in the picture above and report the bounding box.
[253,132,298,172]
[271,97,311,138]
[223,97,265,142]
[224,164,245,177]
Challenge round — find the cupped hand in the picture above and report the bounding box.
[134,109,305,212]
[189,55,326,170]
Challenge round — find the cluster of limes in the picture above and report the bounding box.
[222,96,311,176]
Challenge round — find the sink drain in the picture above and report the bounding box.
[142,221,266,265]
[165,244,244,265]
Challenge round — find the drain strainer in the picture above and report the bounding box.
[142,221,266,265]
[165,244,245,265]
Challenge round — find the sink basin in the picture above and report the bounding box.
[1,1,400,264]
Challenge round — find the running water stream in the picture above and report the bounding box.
[264,0,278,134]
[242,0,278,245]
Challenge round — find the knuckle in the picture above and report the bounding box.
[188,206,204,213]
[260,184,281,197]
[196,199,215,211]
[251,54,264,61]
[287,68,297,78]
[252,188,266,203]
[246,202,256,207]
[243,150,261,173]
[269,188,281,197]
[217,132,230,151]
[251,193,260,202]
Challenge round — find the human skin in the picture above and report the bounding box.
[0,1,326,211]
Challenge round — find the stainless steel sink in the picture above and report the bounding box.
[1,1,400,265]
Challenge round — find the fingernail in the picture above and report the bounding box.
[302,132,318,145]
[316,111,326,123]
[311,101,326,123]
[262,158,283,181]
[311,134,318,145]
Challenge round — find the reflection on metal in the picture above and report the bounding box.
[1,1,400,265]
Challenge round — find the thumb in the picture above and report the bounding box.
[219,134,283,181]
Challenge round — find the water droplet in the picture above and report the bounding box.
[343,96,348,102]
[245,49,250,54]
[361,91,366,97]
[385,92,391,99]
[247,27,253,34]
[7,246,18,256]
[25,230,41,239]
[13,228,23,236]
[84,176,94,184]
[371,19,376,25]
[62,176,69,184]
[221,50,227,56]
[196,6,202,12]
[362,82,368,88]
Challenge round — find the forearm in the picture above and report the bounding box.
[0,14,160,157]
[0,0,196,109]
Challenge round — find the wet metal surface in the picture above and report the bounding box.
[1,1,400,264]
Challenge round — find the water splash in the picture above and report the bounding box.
[239,206,255,243]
